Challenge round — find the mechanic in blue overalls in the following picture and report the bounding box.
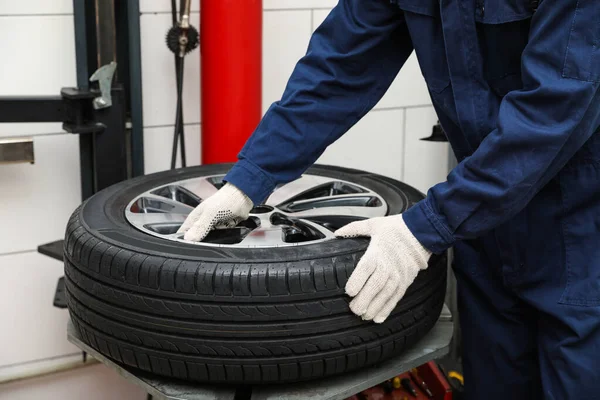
[179,1,600,397]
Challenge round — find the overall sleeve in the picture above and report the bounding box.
[403,0,600,253]
[224,0,413,204]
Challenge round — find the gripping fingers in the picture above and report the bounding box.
[183,213,214,242]
[345,246,378,297]
[349,267,389,317]
[373,285,408,324]
[177,213,197,234]
[363,276,398,321]
[177,204,205,234]
[335,219,372,238]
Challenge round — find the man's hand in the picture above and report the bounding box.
[178,183,254,242]
[335,214,432,323]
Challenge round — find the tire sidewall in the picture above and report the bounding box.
[80,164,422,263]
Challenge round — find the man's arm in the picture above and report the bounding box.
[224,0,413,204]
[403,0,600,253]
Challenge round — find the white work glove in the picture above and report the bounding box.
[178,183,254,242]
[335,214,432,323]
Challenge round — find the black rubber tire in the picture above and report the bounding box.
[64,164,446,384]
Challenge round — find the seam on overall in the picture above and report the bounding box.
[422,201,455,246]
[558,167,600,306]
[557,174,573,305]
[458,0,487,144]
[562,0,582,80]
[240,159,276,187]
[476,11,533,25]
[590,16,599,82]
[434,3,475,154]
[589,38,597,83]
[555,173,600,306]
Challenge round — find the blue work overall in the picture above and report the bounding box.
[224,1,600,398]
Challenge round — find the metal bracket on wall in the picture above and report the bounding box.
[0,64,129,312]
[0,137,34,164]
[420,121,448,142]
[90,61,117,109]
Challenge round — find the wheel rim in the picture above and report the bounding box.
[125,174,388,247]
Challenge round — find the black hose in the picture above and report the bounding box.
[171,56,186,169]
[169,0,187,169]
[171,0,177,24]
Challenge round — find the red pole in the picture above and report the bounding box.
[201,0,262,164]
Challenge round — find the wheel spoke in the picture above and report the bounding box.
[279,194,383,212]
[178,177,220,200]
[143,194,195,215]
[125,211,188,227]
[264,175,338,206]
[284,205,386,220]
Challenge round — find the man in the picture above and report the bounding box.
[178,1,600,398]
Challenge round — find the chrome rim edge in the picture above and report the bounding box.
[125,174,388,248]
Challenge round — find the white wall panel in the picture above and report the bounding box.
[0,134,81,254]
[144,124,201,174]
[140,12,201,127]
[0,1,72,15]
[264,0,337,9]
[0,364,145,400]
[317,109,405,180]
[403,107,450,194]
[0,16,76,138]
[0,253,78,367]
[262,10,313,113]
[311,10,431,110]
[140,0,200,13]
[380,53,432,109]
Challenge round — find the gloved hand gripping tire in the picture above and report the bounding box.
[335,214,432,323]
[178,182,254,242]
[180,183,431,324]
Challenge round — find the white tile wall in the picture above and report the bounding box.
[0,134,81,254]
[140,0,200,13]
[0,15,76,138]
[0,3,84,394]
[0,253,78,367]
[0,364,145,400]
[0,0,72,15]
[144,124,201,174]
[262,10,313,112]
[140,12,201,128]
[0,15,76,93]
[264,0,338,10]
[318,109,405,181]
[403,107,450,194]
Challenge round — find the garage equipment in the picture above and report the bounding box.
[67,305,452,400]
[165,0,199,169]
[201,0,262,164]
[0,137,34,164]
[0,0,144,272]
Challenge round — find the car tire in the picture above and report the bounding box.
[64,164,446,384]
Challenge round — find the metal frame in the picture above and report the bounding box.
[0,0,144,265]
[0,0,144,203]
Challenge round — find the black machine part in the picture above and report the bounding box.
[165,0,200,170]
[64,164,446,384]
[165,25,199,55]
